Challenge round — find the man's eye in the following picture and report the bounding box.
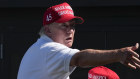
[60,25,67,29]
[61,24,75,30]
[63,25,67,27]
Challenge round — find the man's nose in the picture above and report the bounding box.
[66,26,75,33]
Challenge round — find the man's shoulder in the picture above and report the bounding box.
[40,42,68,50]
[37,35,68,49]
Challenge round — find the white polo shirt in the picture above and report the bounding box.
[17,35,79,79]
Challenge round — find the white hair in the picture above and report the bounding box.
[39,26,46,36]
[39,23,53,36]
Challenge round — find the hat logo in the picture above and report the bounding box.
[46,14,52,21]
[55,5,74,16]
[88,73,107,79]
[88,73,92,78]
[58,10,73,16]
[93,75,107,79]
[54,6,72,11]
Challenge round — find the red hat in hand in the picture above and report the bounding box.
[88,66,120,79]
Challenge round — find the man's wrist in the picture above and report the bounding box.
[116,48,125,63]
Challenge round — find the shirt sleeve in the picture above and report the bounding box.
[41,42,79,73]
[63,48,79,72]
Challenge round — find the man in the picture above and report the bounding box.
[17,2,140,79]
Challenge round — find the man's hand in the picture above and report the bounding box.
[120,43,140,69]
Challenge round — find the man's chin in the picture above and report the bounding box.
[66,43,73,47]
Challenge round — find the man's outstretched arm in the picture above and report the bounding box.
[70,43,140,69]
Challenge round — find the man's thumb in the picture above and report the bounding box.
[131,43,139,50]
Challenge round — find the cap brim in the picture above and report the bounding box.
[74,16,84,24]
[55,15,84,24]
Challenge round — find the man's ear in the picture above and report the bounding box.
[44,25,51,36]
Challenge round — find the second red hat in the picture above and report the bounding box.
[88,66,120,79]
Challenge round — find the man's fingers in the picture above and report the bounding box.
[131,43,139,51]
[124,56,140,69]
[131,56,140,68]
[134,63,140,69]
[132,56,140,64]
[129,49,139,58]
[127,63,137,69]
[127,61,140,69]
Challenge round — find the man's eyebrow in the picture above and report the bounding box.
[57,23,64,26]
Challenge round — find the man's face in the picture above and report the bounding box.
[46,20,76,47]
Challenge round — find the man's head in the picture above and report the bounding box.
[40,2,84,47]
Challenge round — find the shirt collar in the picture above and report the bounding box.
[40,35,53,42]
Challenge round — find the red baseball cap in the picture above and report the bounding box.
[88,66,120,79]
[43,2,84,26]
